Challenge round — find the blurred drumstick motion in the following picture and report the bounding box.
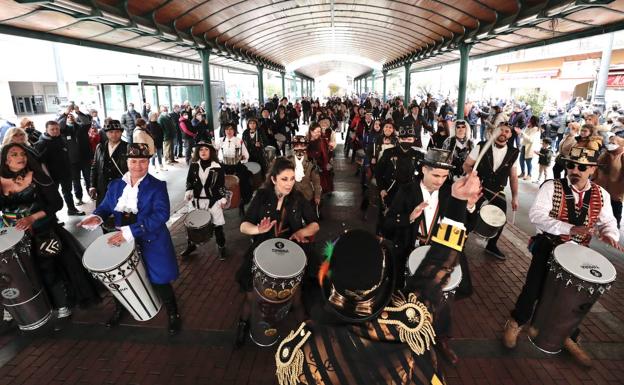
[511,210,516,226]
[473,126,501,171]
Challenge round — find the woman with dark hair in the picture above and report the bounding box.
[0,143,100,326]
[235,157,320,347]
[306,122,334,194]
[430,118,451,149]
[181,142,227,260]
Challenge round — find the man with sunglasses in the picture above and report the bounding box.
[463,122,519,260]
[375,125,423,237]
[502,147,619,366]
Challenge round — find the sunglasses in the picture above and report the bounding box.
[565,161,588,171]
[455,124,466,128]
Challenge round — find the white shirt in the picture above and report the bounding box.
[294,155,305,182]
[215,136,249,163]
[529,178,619,241]
[468,143,508,171]
[115,172,148,242]
[420,182,440,235]
[108,141,120,157]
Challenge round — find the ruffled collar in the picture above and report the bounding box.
[113,172,147,214]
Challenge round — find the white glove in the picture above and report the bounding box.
[184,190,194,201]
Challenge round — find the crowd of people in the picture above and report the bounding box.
[0,88,622,384]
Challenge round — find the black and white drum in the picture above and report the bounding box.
[407,245,462,299]
[473,204,506,242]
[83,234,162,321]
[530,243,616,354]
[250,238,307,347]
[184,209,213,244]
[0,228,52,330]
[245,161,263,188]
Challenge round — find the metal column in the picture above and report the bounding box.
[257,65,264,105]
[593,32,614,114]
[364,77,368,94]
[300,78,304,98]
[281,72,286,98]
[404,63,411,107]
[382,70,387,102]
[371,72,375,95]
[456,43,471,120]
[199,49,214,129]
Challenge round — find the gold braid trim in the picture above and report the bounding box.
[378,293,436,355]
[276,322,311,385]
[431,223,466,252]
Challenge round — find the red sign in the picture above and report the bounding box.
[607,74,624,88]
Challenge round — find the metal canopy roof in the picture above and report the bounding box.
[1,0,624,79]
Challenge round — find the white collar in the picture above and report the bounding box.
[566,177,591,193]
[114,172,147,213]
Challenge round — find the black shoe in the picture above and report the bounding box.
[486,244,506,260]
[168,313,181,335]
[67,209,85,216]
[180,243,197,258]
[106,307,124,328]
[235,319,249,348]
[218,246,226,261]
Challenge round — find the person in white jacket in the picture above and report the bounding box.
[515,116,541,181]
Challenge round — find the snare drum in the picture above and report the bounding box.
[0,228,52,330]
[250,238,307,347]
[223,156,239,166]
[530,243,616,354]
[245,161,263,188]
[264,146,277,164]
[83,234,162,321]
[473,204,506,240]
[407,245,463,299]
[184,209,213,244]
[224,175,241,209]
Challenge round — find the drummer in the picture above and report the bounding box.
[235,157,320,347]
[286,135,322,207]
[502,147,619,367]
[241,117,269,174]
[181,141,227,260]
[215,121,252,216]
[384,147,478,365]
[78,143,181,335]
[0,143,100,325]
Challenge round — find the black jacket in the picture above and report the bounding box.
[242,129,269,164]
[34,133,71,182]
[120,110,141,135]
[148,121,164,148]
[62,123,91,163]
[185,161,226,207]
[375,146,423,196]
[89,141,128,205]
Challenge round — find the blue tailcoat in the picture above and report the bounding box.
[94,174,179,284]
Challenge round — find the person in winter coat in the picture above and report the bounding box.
[179,111,197,165]
[132,118,155,157]
[35,121,84,215]
[18,117,41,146]
[62,113,92,206]
[593,134,624,228]
[148,112,166,172]
[516,116,541,180]
[158,105,176,164]
[120,103,141,145]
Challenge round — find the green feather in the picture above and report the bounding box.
[323,241,335,261]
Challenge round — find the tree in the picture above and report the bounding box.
[517,90,548,118]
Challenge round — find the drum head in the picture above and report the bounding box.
[0,227,25,253]
[407,246,430,275]
[480,205,507,227]
[185,209,211,228]
[553,243,616,284]
[444,265,463,292]
[253,238,306,279]
[83,233,135,272]
[245,162,261,174]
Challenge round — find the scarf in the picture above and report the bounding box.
[294,155,305,182]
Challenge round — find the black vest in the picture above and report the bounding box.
[475,141,519,192]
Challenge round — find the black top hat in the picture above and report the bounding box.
[195,140,214,150]
[127,143,151,159]
[104,119,123,131]
[419,148,454,170]
[563,146,598,165]
[319,229,395,322]
[398,125,417,138]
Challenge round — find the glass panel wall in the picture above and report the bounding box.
[144,85,158,109]
[103,84,125,119]
[157,85,171,109]
[124,85,141,109]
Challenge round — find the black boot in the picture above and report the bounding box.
[180,241,196,259]
[235,318,249,348]
[106,302,125,328]
[165,298,181,335]
[218,246,226,261]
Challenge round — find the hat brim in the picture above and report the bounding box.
[561,157,597,166]
[419,160,455,170]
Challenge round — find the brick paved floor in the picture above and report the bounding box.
[0,148,622,385]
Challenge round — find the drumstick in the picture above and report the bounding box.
[511,210,516,225]
[473,126,501,171]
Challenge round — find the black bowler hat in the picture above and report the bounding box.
[127,143,151,158]
[195,140,214,150]
[419,148,454,170]
[103,119,123,132]
[318,229,395,322]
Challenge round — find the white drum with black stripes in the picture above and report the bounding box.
[83,234,161,321]
[406,245,463,299]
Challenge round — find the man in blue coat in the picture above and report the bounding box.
[79,143,181,334]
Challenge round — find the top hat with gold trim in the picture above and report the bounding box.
[563,146,598,166]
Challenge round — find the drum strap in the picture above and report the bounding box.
[560,181,592,226]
